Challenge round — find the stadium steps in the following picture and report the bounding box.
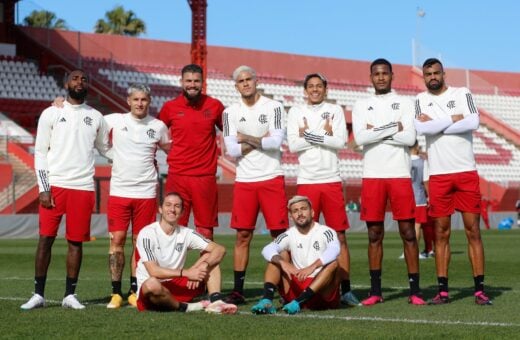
[0,149,37,213]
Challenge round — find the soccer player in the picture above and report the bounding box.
[399,141,431,260]
[414,58,492,305]
[251,195,341,315]
[103,84,170,309]
[21,70,109,310]
[286,73,359,306]
[135,192,237,314]
[352,58,425,306]
[158,64,224,241]
[223,65,288,304]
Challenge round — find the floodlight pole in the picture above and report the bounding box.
[188,0,208,93]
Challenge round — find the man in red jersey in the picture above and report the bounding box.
[159,64,224,240]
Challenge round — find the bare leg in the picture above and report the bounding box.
[141,277,181,311]
[336,232,350,282]
[35,236,55,277]
[462,212,485,276]
[108,231,126,283]
[66,240,83,279]
[433,216,451,277]
[367,222,384,270]
[233,229,254,271]
[399,219,419,273]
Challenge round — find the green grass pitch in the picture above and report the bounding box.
[1,229,519,339]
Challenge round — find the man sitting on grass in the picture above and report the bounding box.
[135,192,237,314]
[251,195,341,315]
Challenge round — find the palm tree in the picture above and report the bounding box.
[23,10,67,29]
[94,6,146,37]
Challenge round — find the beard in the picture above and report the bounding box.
[294,216,313,229]
[68,87,88,101]
[426,79,444,91]
[183,88,201,101]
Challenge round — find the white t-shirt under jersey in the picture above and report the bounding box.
[104,113,170,198]
[34,101,109,192]
[268,222,339,278]
[352,92,416,178]
[223,95,285,182]
[135,222,210,294]
[287,102,346,184]
[414,87,479,176]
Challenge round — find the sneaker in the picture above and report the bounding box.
[186,300,210,312]
[418,253,427,260]
[398,253,405,260]
[62,294,86,310]
[429,292,449,305]
[251,298,276,314]
[428,251,435,258]
[127,292,137,307]
[107,294,123,309]
[223,291,246,305]
[205,300,238,314]
[409,294,427,305]
[361,294,383,306]
[20,293,45,310]
[474,291,493,305]
[341,291,361,307]
[282,300,300,315]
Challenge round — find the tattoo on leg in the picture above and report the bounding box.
[109,252,125,281]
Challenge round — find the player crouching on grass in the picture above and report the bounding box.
[135,192,237,314]
[251,195,341,315]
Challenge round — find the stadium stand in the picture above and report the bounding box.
[0,25,519,213]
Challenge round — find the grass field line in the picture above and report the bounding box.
[238,311,520,328]
[3,296,518,328]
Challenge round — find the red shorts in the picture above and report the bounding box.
[280,275,340,310]
[230,176,288,230]
[360,178,415,222]
[415,205,428,224]
[297,182,350,231]
[107,196,157,235]
[39,186,94,242]
[428,171,481,217]
[165,174,218,228]
[136,277,206,311]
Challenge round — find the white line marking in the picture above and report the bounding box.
[4,296,518,327]
[239,311,520,327]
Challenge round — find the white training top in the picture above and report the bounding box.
[352,92,416,178]
[104,113,170,198]
[414,87,479,175]
[264,222,339,278]
[135,221,210,294]
[34,101,109,192]
[287,102,346,184]
[223,95,285,182]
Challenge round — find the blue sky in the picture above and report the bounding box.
[16,0,520,73]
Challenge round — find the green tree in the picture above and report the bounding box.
[94,6,146,36]
[23,10,67,29]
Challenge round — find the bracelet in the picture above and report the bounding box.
[180,268,183,277]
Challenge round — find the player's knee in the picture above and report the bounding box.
[196,227,213,240]
[109,232,126,247]
[236,229,253,245]
[142,278,162,295]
